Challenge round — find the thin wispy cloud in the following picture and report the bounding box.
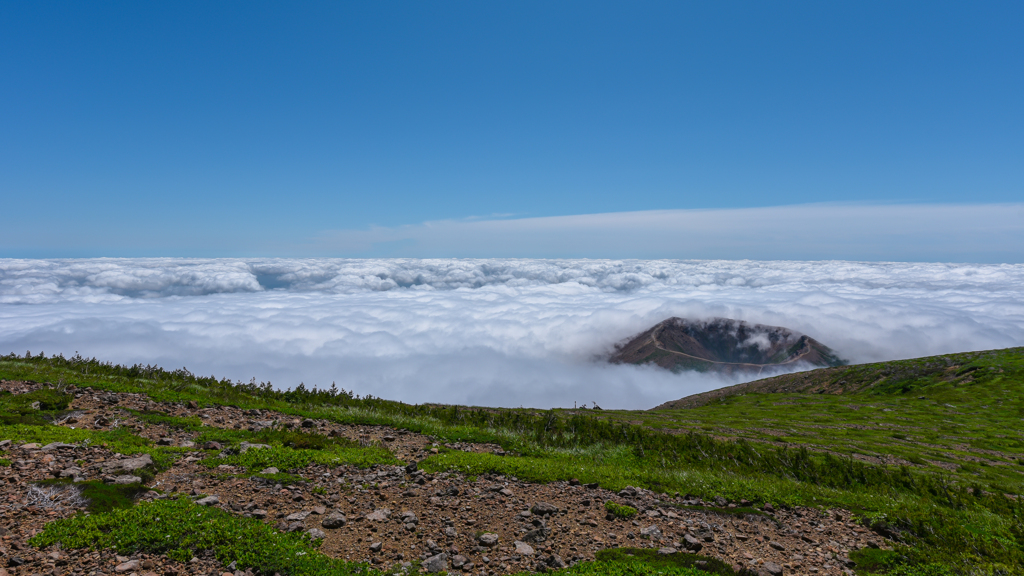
[310,203,1024,262]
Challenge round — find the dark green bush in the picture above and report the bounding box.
[604,501,638,518]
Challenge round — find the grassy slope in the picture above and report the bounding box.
[2,350,1024,575]
[601,348,1024,497]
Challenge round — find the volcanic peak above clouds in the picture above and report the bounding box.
[609,317,846,375]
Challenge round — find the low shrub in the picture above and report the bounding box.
[604,501,638,519]
[35,479,149,513]
[29,497,371,575]
[0,388,73,425]
[125,408,202,431]
[592,548,730,575]
[204,443,398,473]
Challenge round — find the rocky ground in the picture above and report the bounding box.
[0,380,888,576]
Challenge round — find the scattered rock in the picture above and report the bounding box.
[260,467,279,475]
[658,547,677,555]
[323,510,348,524]
[424,553,448,573]
[683,534,703,552]
[640,525,662,539]
[523,528,548,543]
[115,560,140,572]
[763,561,784,576]
[41,442,77,451]
[366,508,391,521]
[545,554,567,569]
[514,541,535,556]
[237,442,270,453]
[478,533,500,547]
[196,496,220,506]
[531,502,558,515]
[59,466,83,479]
[102,453,153,474]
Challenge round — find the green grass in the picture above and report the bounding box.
[29,497,371,575]
[604,500,638,518]
[198,427,400,472]
[6,349,1024,574]
[197,426,354,451]
[35,478,150,513]
[124,408,203,431]
[592,548,733,576]
[619,348,1024,496]
[0,387,73,425]
[204,443,399,473]
[252,471,306,485]
[849,549,961,576]
[29,499,721,576]
[0,423,180,478]
[851,549,903,573]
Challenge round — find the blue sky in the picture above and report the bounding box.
[1,1,1022,259]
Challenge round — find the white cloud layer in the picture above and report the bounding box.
[2,258,1023,409]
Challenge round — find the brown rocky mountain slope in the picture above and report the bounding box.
[610,318,845,376]
[0,379,881,576]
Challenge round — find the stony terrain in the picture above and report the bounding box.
[0,380,888,576]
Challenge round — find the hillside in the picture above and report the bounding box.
[609,318,845,375]
[0,349,1022,576]
[653,347,1023,409]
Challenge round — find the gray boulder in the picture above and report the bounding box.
[514,541,535,556]
[101,453,153,474]
[365,508,391,521]
[41,442,77,451]
[322,513,347,528]
[424,553,448,573]
[640,525,662,539]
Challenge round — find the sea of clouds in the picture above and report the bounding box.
[2,258,1023,409]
